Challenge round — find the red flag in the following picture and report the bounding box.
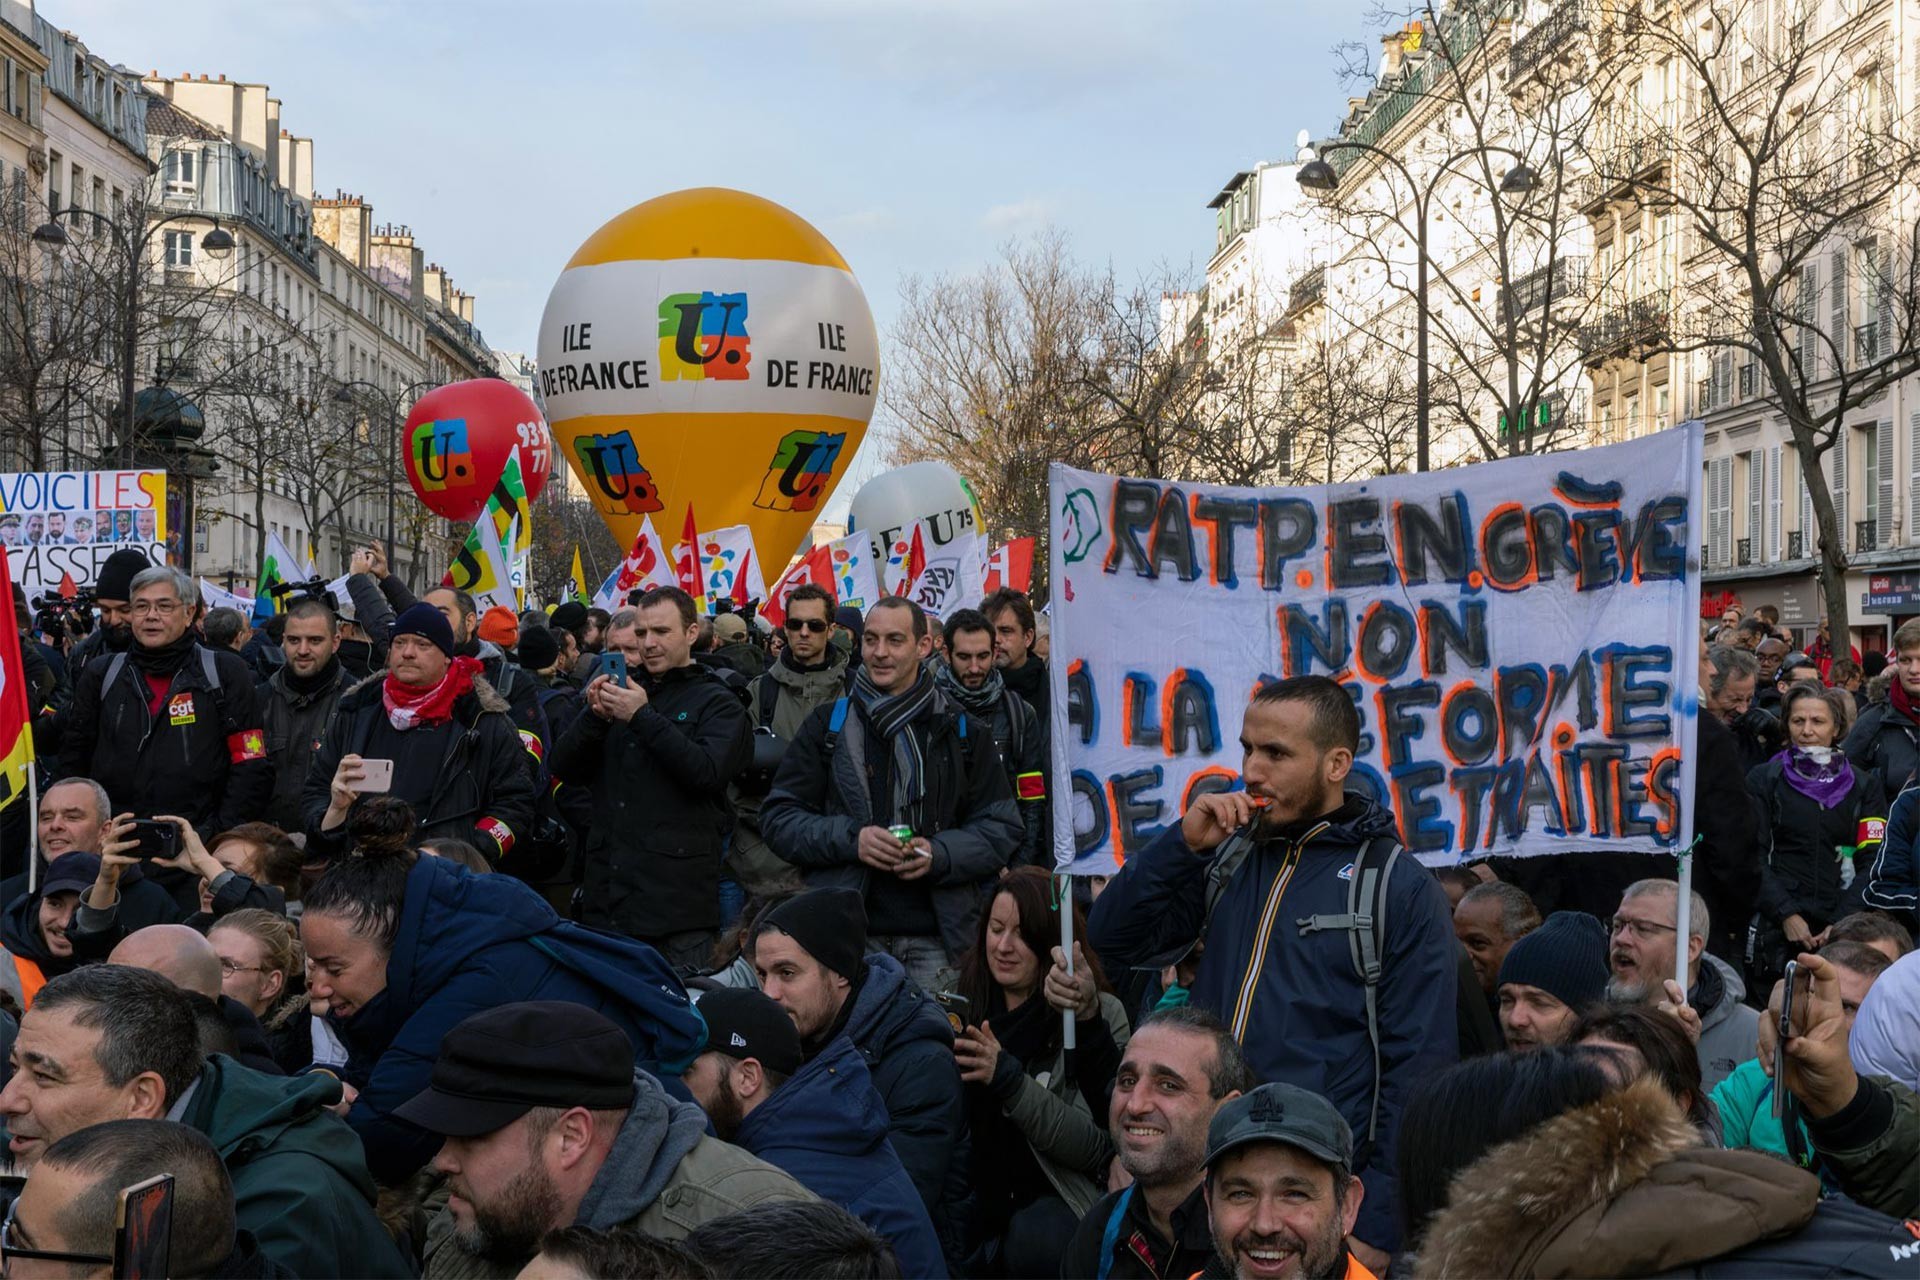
[0,548,37,811]
[730,550,755,607]
[984,538,1036,593]
[762,544,833,628]
[675,503,701,596]
[905,524,928,595]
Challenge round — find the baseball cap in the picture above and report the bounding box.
[714,613,749,643]
[1205,1082,1354,1171]
[41,852,102,897]
[393,1002,636,1138]
[694,987,803,1077]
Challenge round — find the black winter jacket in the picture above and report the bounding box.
[549,662,751,938]
[952,684,1050,870]
[57,643,273,845]
[1748,758,1887,932]
[259,660,351,831]
[301,672,538,862]
[760,684,1022,958]
[1841,699,1920,798]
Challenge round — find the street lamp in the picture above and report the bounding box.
[33,208,235,460]
[1297,140,1540,471]
[334,377,439,582]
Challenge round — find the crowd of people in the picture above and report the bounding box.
[0,544,1914,1279]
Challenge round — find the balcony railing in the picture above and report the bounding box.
[1857,520,1879,554]
[1287,266,1325,313]
[1738,363,1758,397]
[1578,126,1675,207]
[1855,323,1881,362]
[1578,294,1669,363]
[1509,0,1589,82]
[1787,530,1805,559]
[1497,257,1587,324]
[1736,537,1753,566]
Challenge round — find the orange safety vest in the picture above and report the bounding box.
[1188,1254,1379,1280]
[13,954,45,1010]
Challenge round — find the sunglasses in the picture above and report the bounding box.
[784,618,830,634]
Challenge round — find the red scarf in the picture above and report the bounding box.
[1891,673,1919,725]
[382,656,481,730]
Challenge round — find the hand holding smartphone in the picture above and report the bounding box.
[344,758,395,793]
[125,819,179,860]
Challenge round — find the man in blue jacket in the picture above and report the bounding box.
[683,986,945,1278]
[1087,675,1457,1271]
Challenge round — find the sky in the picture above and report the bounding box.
[56,0,1374,490]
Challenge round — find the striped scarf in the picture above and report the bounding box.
[851,666,937,826]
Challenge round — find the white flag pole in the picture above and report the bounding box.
[1674,840,1696,1005]
[25,757,39,894]
[1059,874,1076,1051]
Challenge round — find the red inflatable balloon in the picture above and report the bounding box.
[401,379,553,521]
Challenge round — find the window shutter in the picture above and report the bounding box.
[1768,443,1783,560]
[1833,427,1849,544]
[1800,262,1819,377]
[1878,419,1895,548]
[1878,233,1894,358]
[1831,248,1849,372]
[1801,448,1815,554]
[1709,457,1733,567]
[1909,411,1920,546]
[1748,450,1764,555]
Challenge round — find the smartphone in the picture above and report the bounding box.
[126,819,178,860]
[1778,959,1813,1040]
[112,1174,172,1280]
[934,991,969,1034]
[346,758,395,793]
[603,651,629,688]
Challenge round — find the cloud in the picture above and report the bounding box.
[982,198,1054,231]
[828,208,896,234]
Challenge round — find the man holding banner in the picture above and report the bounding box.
[1086,676,1456,1269]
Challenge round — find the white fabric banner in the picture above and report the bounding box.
[824,530,882,613]
[1047,424,1704,874]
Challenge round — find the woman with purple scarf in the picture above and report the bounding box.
[1746,681,1887,983]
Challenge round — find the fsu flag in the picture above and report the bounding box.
[0,548,36,811]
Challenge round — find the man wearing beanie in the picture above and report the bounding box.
[751,888,969,1266]
[302,601,535,864]
[683,986,945,1278]
[63,547,150,681]
[1496,911,1610,1051]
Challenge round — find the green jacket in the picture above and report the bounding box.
[1712,1057,1805,1164]
[1807,1074,1919,1219]
[180,1055,412,1278]
[993,992,1131,1220]
[729,653,850,892]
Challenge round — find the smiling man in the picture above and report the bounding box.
[549,587,751,970]
[1063,1007,1255,1279]
[1199,1083,1371,1280]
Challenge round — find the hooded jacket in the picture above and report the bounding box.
[549,661,752,939]
[734,1034,946,1278]
[1843,698,1920,799]
[1747,758,1887,936]
[332,855,709,1184]
[1863,784,1920,928]
[180,1053,412,1278]
[1087,796,1457,1254]
[1409,1078,1912,1277]
[931,664,1049,869]
[729,653,853,892]
[1806,1075,1920,1219]
[423,1069,811,1278]
[259,658,352,831]
[831,951,971,1263]
[300,671,537,863]
[760,681,1022,958]
[1693,951,1761,1095]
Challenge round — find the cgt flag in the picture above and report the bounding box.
[762,543,833,628]
[0,546,35,811]
[985,537,1036,594]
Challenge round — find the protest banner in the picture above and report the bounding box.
[909,527,988,619]
[985,537,1035,594]
[199,579,256,614]
[1046,424,1703,876]
[698,524,769,607]
[0,470,168,601]
[824,530,881,613]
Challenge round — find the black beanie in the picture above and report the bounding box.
[391,602,455,658]
[517,623,560,672]
[1497,911,1610,1013]
[549,601,588,634]
[756,888,867,981]
[95,548,152,602]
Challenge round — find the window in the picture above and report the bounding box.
[47,149,61,215]
[1862,421,1880,534]
[164,230,193,266]
[90,177,104,236]
[67,164,80,225]
[1655,384,1670,431]
[1624,394,1640,435]
[163,149,195,196]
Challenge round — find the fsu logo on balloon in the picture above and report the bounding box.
[571,430,664,516]
[409,418,476,492]
[657,291,750,381]
[753,429,845,513]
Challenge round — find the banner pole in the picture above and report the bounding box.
[1675,843,1694,1005]
[1059,874,1076,1051]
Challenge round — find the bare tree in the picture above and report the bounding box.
[1598,0,1920,641]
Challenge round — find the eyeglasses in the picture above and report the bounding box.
[784,618,829,633]
[129,599,183,617]
[1608,915,1678,940]
[1,1196,112,1268]
[218,960,266,976]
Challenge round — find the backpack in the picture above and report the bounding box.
[1196,823,1402,1143]
[102,647,231,730]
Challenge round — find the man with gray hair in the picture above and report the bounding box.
[1606,878,1760,1092]
[57,565,271,913]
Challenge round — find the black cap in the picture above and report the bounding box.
[549,601,588,634]
[754,888,867,981]
[41,852,101,897]
[695,987,803,1077]
[517,623,560,671]
[392,1002,636,1138]
[1205,1083,1354,1171]
[95,548,152,603]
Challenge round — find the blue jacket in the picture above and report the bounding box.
[334,856,707,1183]
[1865,785,1920,928]
[735,1035,947,1279]
[1086,796,1457,1254]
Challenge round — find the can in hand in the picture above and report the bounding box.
[888,824,915,843]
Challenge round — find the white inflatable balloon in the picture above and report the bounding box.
[849,462,988,615]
